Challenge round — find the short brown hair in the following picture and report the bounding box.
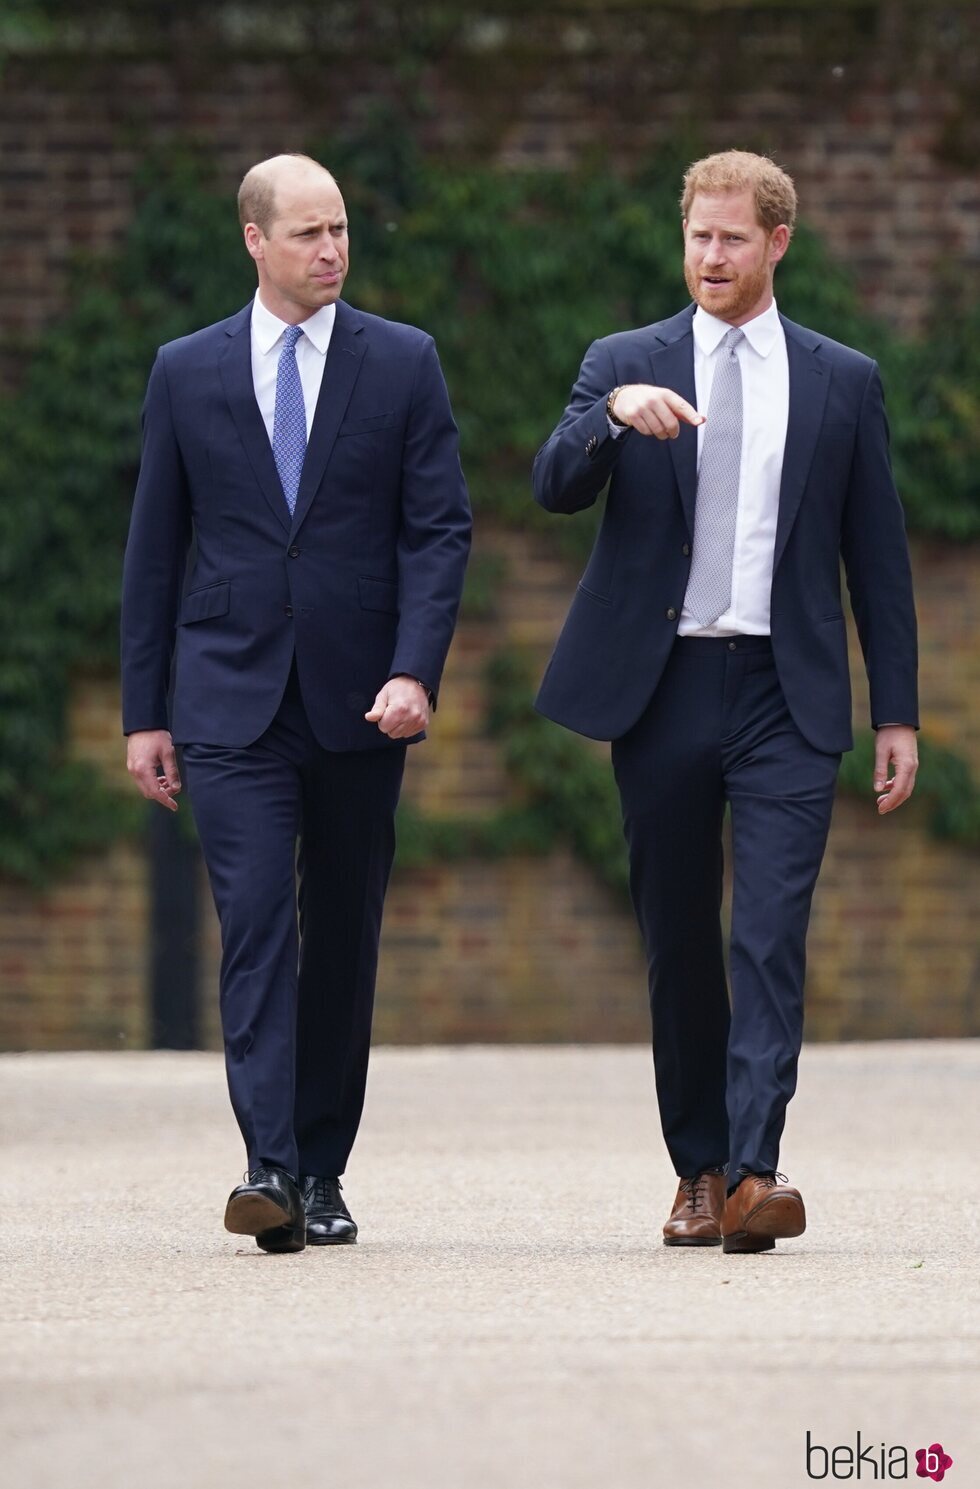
[681,150,797,237]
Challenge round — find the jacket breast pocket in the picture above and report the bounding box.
[179,581,230,624]
[358,576,399,614]
[337,412,398,438]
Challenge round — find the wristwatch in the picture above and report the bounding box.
[606,386,628,427]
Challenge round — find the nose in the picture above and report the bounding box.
[317,235,339,262]
[703,236,726,265]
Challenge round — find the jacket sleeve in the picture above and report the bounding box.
[120,348,192,734]
[840,361,919,730]
[389,335,472,702]
[532,337,632,515]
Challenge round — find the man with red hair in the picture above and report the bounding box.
[533,151,918,1253]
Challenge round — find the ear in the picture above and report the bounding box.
[768,223,790,266]
[243,223,264,264]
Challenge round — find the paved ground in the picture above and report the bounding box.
[1,1042,976,1489]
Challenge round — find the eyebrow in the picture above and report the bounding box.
[290,218,348,233]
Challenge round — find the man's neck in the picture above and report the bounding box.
[256,287,320,327]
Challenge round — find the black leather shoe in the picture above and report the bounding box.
[224,1166,306,1253]
[301,1175,358,1245]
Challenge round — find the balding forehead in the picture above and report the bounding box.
[238,154,341,233]
[249,155,335,190]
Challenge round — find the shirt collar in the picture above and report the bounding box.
[692,298,782,359]
[251,290,336,356]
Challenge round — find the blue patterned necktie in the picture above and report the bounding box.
[685,326,745,627]
[272,324,307,515]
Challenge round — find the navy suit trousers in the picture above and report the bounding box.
[182,664,406,1179]
[611,636,840,1186]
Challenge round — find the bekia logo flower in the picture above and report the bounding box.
[916,1444,953,1482]
[806,1431,955,1479]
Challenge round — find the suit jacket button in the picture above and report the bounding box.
[285,605,294,618]
[666,607,677,621]
[586,434,598,457]
[288,546,300,558]
[682,543,690,556]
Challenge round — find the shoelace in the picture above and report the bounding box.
[755,1171,789,1188]
[309,1177,344,1209]
[680,1173,710,1214]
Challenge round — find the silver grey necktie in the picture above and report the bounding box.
[684,326,745,627]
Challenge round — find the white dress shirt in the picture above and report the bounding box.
[678,300,789,636]
[250,290,336,442]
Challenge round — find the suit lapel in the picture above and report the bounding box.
[773,318,831,572]
[648,307,698,539]
[218,304,291,534]
[289,301,366,537]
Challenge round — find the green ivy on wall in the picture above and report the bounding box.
[0,156,255,882]
[0,137,977,884]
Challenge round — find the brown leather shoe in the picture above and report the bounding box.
[663,1171,726,1246]
[721,1172,806,1254]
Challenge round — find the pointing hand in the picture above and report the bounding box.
[610,384,705,440]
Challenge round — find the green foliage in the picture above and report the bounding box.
[337,147,689,491]
[0,132,977,882]
[395,647,632,899]
[885,290,980,541]
[0,152,253,882]
[485,648,630,897]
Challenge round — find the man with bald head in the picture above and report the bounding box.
[122,154,471,1251]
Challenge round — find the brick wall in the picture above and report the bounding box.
[1,1,978,381]
[0,840,148,1050]
[2,526,976,1051]
[0,2,977,1048]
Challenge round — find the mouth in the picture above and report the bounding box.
[701,276,732,288]
[313,271,341,284]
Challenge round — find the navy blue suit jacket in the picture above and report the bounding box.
[122,299,471,751]
[532,305,918,754]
